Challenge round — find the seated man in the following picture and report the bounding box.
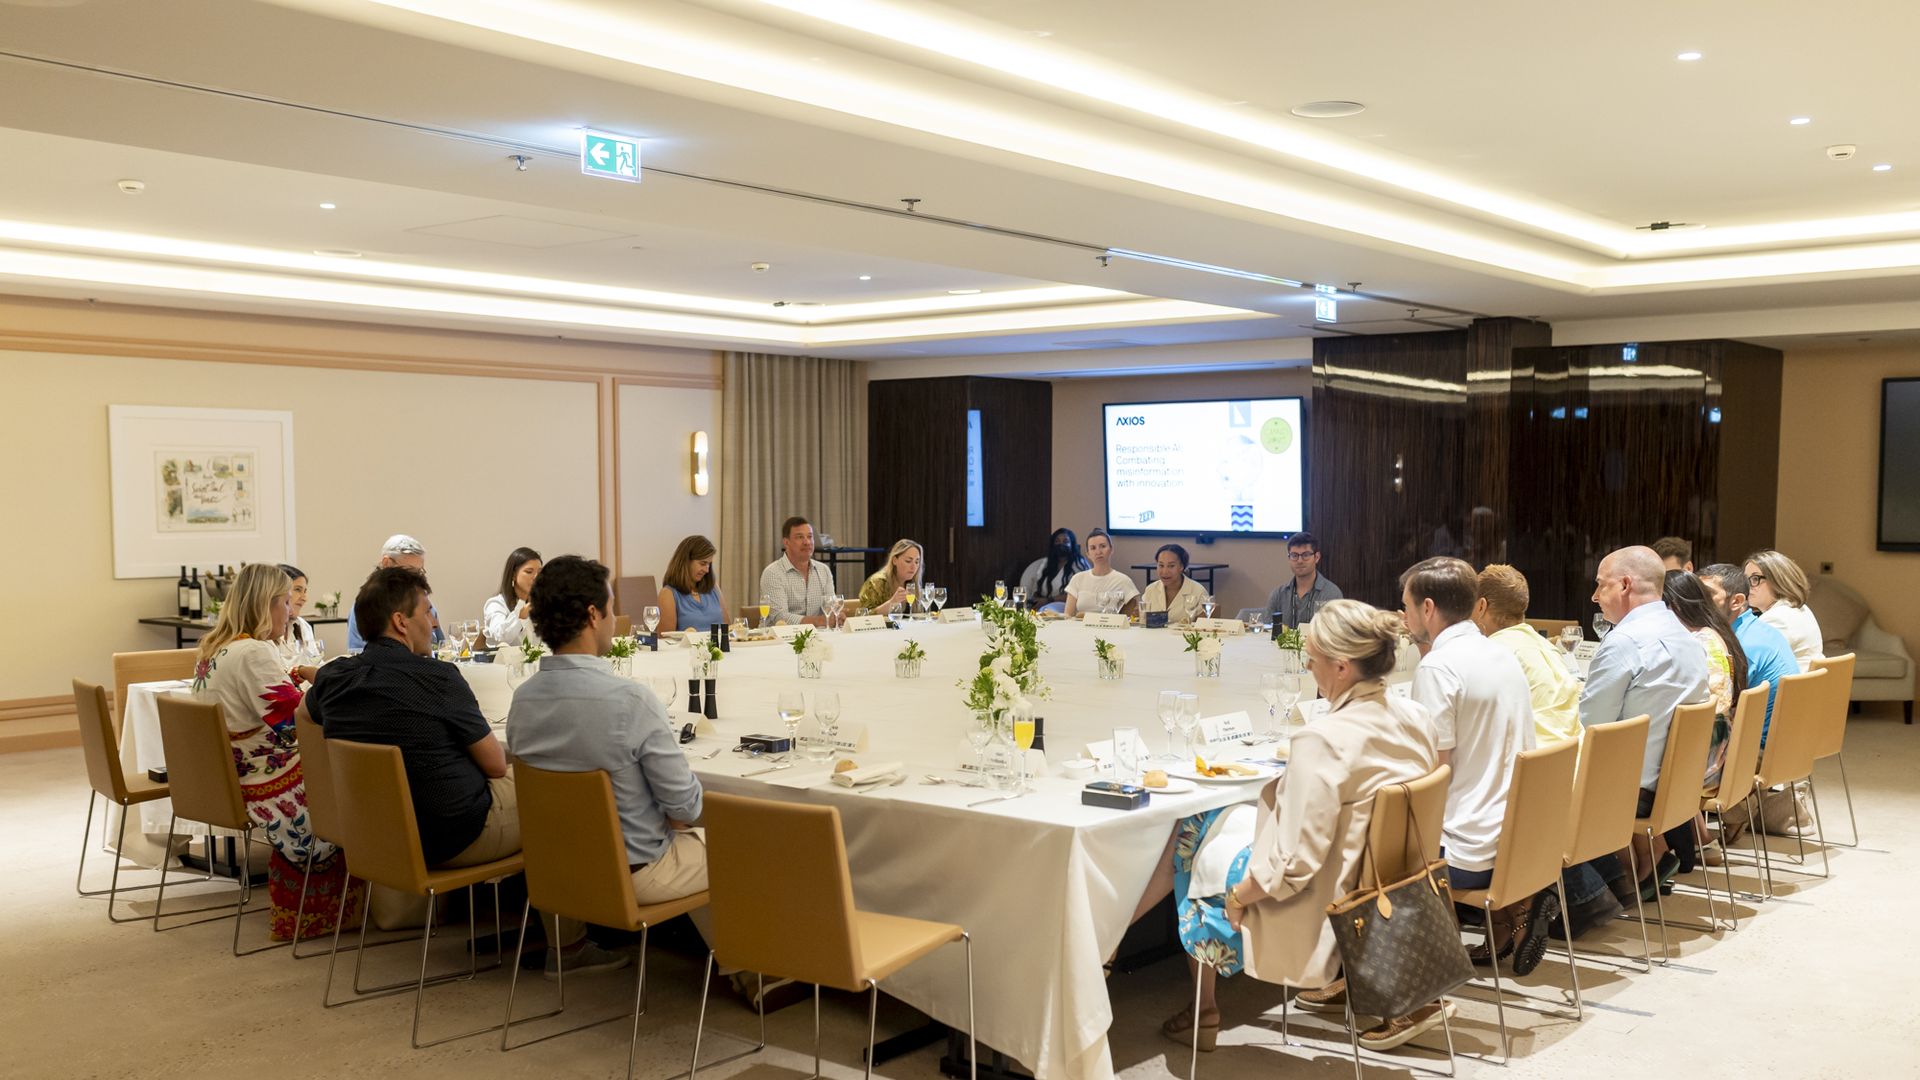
[304,566,620,975]
[757,516,830,627]
[344,534,442,650]
[1472,565,1582,746]
[1653,536,1694,573]
[1267,532,1342,632]
[1401,557,1545,972]
[1700,562,1807,836]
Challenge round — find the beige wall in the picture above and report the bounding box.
[1050,367,1315,618]
[0,296,718,704]
[1776,343,1920,655]
[617,383,723,591]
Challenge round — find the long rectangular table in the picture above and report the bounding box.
[137,614,347,649]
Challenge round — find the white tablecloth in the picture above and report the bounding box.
[109,679,248,867]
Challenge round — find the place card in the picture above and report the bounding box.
[768,623,806,640]
[937,607,976,623]
[1199,710,1254,742]
[1082,612,1129,628]
[1291,698,1332,726]
[845,614,890,632]
[1085,731,1153,775]
[1194,618,1245,636]
[809,723,869,753]
[1572,641,1599,663]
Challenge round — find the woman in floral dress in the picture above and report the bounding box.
[193,563,355,940]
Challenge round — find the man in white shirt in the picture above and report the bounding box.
[1401,557,1547,973]
[756,516,830,627]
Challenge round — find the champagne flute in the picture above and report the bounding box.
[1175,693,1201,758]
[642,605,661,640]
[814,691,842,760]
[461,619,480,658]
[994,579,1007,602]
[1010,700,1035,792]
[904,582,918,620]
[776,690,806,759]
[1156,689,1181,761]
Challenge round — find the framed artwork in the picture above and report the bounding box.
[108,405,297,579]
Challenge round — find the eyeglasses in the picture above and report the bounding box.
[1747,573,1767,586]
[1286,551,1317,560]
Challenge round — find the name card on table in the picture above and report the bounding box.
[1082,612,1130,629]
[1194,618,1246,636]
[1572,641,1599,663]
[844,614,890,632]
[1085,731,1154,775]
[937,607,976,623]
[1291,698,1332,727]
[1198,710,1255,743]
[806,722,869,753]
[767,624,806,640]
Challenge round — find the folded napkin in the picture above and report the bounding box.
[830,761,905,788]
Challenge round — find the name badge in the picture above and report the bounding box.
[1199,710,1254,743]
[1194,618,1245,636]
[937,607,975,623]
[1082,612,1129,628]
[845,615,889,632]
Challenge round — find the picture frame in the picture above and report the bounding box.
[107,405,297,579]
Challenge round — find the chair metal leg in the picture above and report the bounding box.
[1343,996,1362,1080]
[73,790,99,897]
[150,812,246,931]
[1485,898,1510,1064]
[1833,752,1861,847]
[500,899,532,1049]
[626,924,649,1080]
[1439,995,1459,1077]
[1648,830,1671,965]
[1690,817,1723,932]
[290,847,317,956]
[1188,961,1205,1080]
[77,795,168,922]
[813,982,824,1080]
[1556,877,1582,1020]
[689,952,714,1080]
[963,932,977,1080]
[1749,790,1775,899]
[1804,778,1832,878]
[863,980,880,1080]
[1624,845,1653,972]
[406,889,510,1049]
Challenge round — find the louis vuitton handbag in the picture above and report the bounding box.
[1323,783,1474,1019]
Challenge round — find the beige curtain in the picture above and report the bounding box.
[719,352,868,612]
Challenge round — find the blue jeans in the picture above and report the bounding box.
[1565,854,1627,908]
[1447,865,1493,891]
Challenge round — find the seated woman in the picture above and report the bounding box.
[1141,543,1210,624]
[1130,599,1440,1052]
[657,534,728,633]
[192,562,355,941]
[483,547,542,647]
[1744,549,1825,671]
[1062,528,1140,618]
[1019,528,1090,608]
[274,562,320,683]
[1666,569,1748,787]
[857,539,923,617]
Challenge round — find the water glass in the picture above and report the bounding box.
[1156,689,1181,760]
[1557,625,1581,652]
[1175,693,1201,756]
[776,690,806,757]
[1011,587,1026,611]
[1201,597,1217,621]
[1112,725,1143,785]
[646,676,678,712]
[1592,614,1614,640]
[642,605,661,637]
[815,691,842,759]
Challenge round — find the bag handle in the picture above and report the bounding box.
[1357,778,1437,897]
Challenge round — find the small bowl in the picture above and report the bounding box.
[1057,758,1098,781]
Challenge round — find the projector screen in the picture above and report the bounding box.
[1880,377,1920,551]
[1103,397,1306,537]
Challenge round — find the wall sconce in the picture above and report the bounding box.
[690,431,710,496]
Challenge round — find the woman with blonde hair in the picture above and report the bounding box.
[857,538,923,617]
[1129,599,1442,1052]
[656,534,728,633]
[1743,549,1824,670]
[192,562,353,940]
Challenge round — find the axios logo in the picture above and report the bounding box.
[1114,415,1147,426]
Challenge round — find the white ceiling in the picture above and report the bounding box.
[0,0,1915,366]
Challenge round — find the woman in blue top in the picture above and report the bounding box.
[656,534,729,633]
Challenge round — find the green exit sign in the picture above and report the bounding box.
[580,129,642,183]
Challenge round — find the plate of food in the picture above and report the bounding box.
[1168,755,1282,784]
[1137,770,1198,794]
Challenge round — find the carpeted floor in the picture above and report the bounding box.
[4,704,1915,1079]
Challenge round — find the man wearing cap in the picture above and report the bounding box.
[345,534,443,650]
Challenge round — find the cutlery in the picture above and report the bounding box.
[967,791,1026,808]
[743,761,797,777]
[695,745,726,760]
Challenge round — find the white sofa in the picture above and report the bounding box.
[1806,577,1915,724]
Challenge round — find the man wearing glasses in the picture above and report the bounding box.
[1267,532,1343,634]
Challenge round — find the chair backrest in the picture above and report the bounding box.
[1756,669,1828,788]
[113,649,197,738]
[515,764,647,929]
[614,575,659,618]
[613,615,633,638]
[1360,763,1450,889]
[1485,737,1580,906]
[1565,714,1651,865]
[327,739,430,893]
[155,696,250,830]
[1524,617,1577,639]
[1808,653,1857,759]
[703,792,863,991]
[292,715,344,847]
[1707,683,1771,812]
[73,679,134,802]
[1641,702,1716,833]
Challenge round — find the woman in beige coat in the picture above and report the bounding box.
[1131,599,1439,1051]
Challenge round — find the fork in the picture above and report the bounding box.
[742,761,797,777]
[967,791,1026,808]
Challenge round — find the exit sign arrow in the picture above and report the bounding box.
[580,129,642,183]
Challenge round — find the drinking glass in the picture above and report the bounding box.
[1259,673,1282,737]
[646,676,679,713]
[758,595,772,627]
[1010,700,1035,791]
[460,619,480,658]
[1592,614,1614,640]
[1112,726,1143,785]
[776,690,806,758]
[306,638,326,666]
[1557,625,1581,653]
[1175,693,1201,757]
[825,594,844,630]
[1011,587,1026,612]
[1155,689,1181,761]
[1201,597,1217,621]
[814,691,842,760]
[642,605,661,638]
[933,586,948,613]
[966,713,995,774]
[904,583,918,619]
[994,580,1007,602]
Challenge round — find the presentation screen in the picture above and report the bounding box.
[1103,397,1306,537]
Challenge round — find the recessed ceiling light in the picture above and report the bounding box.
[858,274,872,280]
[947,288,981,295]
[318,202,337,210]
[1873,163,1894,172]
[1789,117,1812,126]
[1290,101,1366,119]
[1676,51,1703,61]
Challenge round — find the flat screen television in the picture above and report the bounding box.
[1880,377,1920,551]
[1102,397,1307,537]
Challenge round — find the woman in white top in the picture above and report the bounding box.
[483,547,542,648]
[1063,528,1140,618]
[1744,549,1824,670]
[1142,543,1211,624]
[275,562,319,682]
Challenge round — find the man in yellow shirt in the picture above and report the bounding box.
[1471,565,1582,745]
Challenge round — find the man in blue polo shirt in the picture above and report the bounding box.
[1700,563,1800,742]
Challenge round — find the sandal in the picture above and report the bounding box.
[1162,1009,1219,1052]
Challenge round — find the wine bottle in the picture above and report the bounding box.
[188,568,204,619]
[176,565,191,617]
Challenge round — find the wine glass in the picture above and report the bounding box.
[1557,625,1581,653]
[1010,700,1035,791]
[933,586,948,614]
[903,582,918,620]
[1201,596,1217,621]
[306,637,326,667]
[1112,725,1143,785]
[1259,673,1283,737]
[1175,693,1201,757]
[776,690,806,759]
[1592,614,1614,640]
[994,579,1007,602]
[460,619,480,658]
[758,595,772,628]
[1156,689,1181,761]
[646,675,679,714]
[966,713,995,775]
[814,691,842,760]
[642,605,661,640]
[1011,586,1027,611]
[825,594,844,630]
[921,581,935,618]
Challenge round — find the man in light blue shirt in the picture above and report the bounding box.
[344,533,443,650]
[1700,563,1799,743]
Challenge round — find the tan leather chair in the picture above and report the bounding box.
[1753,670,1831,891]
[1632,701,1720,953]
[326,738,524,1048]
[1809,654,1860,847]
[152,696,283,955]
[112,648,196,739]
[1524,617,1578,640]
[1562,714,1652,971]
[1451,737,1580,1063]
[500,765,725,1076]
[691,792,976,1080]
[613,614,633,638]
[72,679,172,921]
[614,575,658,618]
[291,715,344,962]
[1702,684,1772,924]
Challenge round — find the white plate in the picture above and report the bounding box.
[1140,777,1198,795]
[1167,761,1282,784]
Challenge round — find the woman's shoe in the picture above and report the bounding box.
[1162,1009,1219,1052]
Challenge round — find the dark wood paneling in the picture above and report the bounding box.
[1715,342,1784,565]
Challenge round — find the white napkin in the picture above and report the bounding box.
[830,761,905,788]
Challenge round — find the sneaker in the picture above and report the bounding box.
[728,971,811,1014]
[1358,1001,1454,1051]
[1509,889,1559,977]
[545,941,630,980]
[1294,980,1346,1012]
